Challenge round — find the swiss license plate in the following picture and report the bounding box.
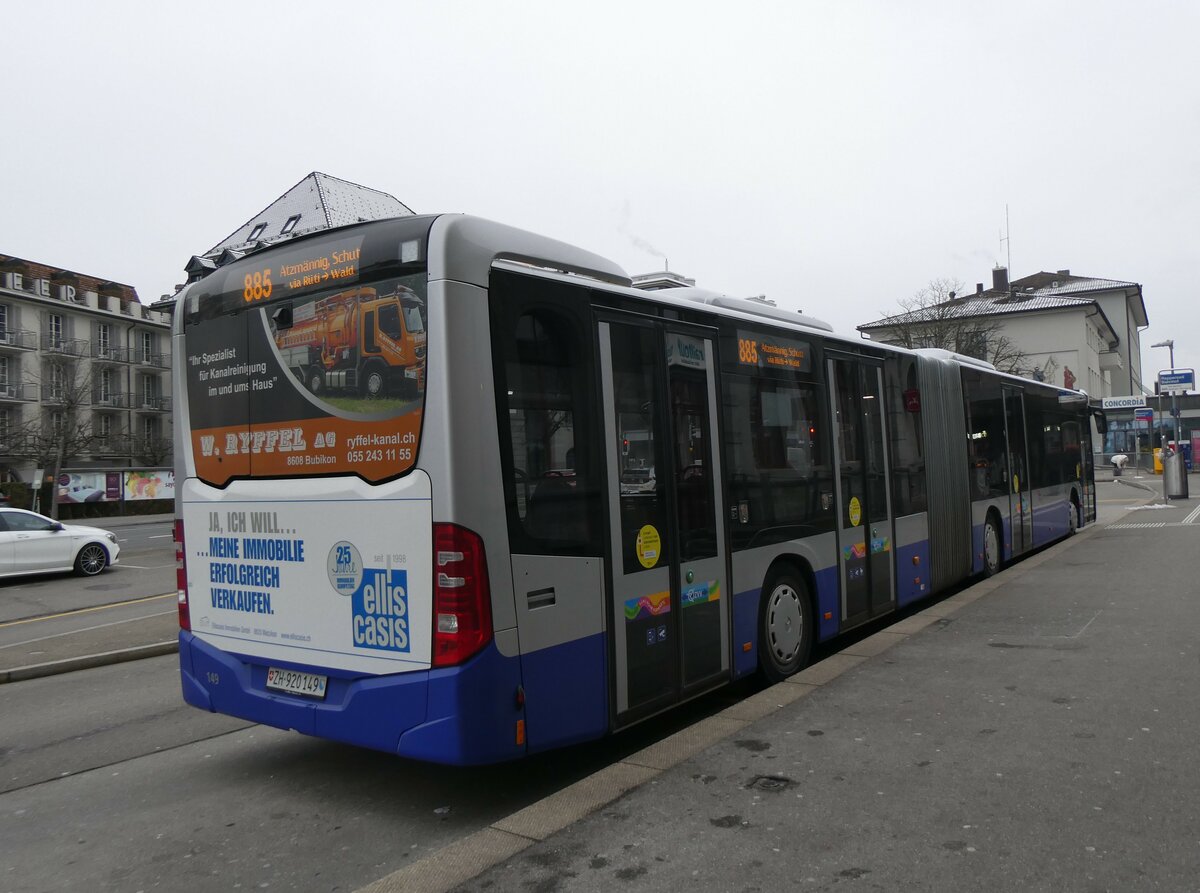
[265,667,328,699]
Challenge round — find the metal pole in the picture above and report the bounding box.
[1169,343,1181,453]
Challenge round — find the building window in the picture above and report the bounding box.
[98,414,112,442]
[99,368,114,403]
[49,314,64,349]
[0,408,10,440]
[280,214,301,235]
[49,363,67,400]
[0,355,8,387]
[97,323,111,357]
[141,374,160,407]
[142,416,159,441]
[50,411,65,434]
[247,222,267,242]
[141,331,154,364]
[0,303,8,339]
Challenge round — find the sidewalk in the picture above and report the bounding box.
[362,489,1200,893]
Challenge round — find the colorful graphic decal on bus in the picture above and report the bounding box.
[681,580,720,608]
[635,524,662,569]
[182,220,430,487]
[842,542,868,561]
[870,537,891,554]
[624,591,671,622]
[183,474,432,674]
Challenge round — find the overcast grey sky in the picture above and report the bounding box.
[2,1,1196,385]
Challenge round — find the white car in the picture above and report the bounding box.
[0,508,121,578]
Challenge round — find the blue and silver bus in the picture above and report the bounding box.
[173,214,1099,765]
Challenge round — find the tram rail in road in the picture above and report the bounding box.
[0,592,177,683]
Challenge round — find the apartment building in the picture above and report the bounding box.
[0,254,172,484]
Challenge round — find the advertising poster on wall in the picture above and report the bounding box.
[124,470,175,501]
[56,472,123,503]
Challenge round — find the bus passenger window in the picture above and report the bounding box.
[497,306,600,556]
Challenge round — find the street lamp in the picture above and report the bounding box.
[1150,339,1180,458]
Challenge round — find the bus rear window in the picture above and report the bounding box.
[181,221,432,486]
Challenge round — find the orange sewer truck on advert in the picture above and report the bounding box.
[273,286,426,399]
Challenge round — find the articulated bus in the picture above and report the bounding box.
[173,214,1100,765]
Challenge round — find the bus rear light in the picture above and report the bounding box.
[432,523,492,667]
[174,518,191,631]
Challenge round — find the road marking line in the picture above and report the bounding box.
[117,564,175,570]
[148,534,172,539]
[0,593,174,629]
[0,609,177,650]
[1184,505,1200,525]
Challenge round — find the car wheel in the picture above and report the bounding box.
[758,567,813,683]
[983,515,1002,577]
[1068,496,1079,536]
[74,543,109,577]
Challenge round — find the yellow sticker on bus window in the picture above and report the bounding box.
[636,524,661,569]
[848,497,862,527]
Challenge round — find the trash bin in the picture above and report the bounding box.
[1163,450,1189,499]
[1153,448,1163,474]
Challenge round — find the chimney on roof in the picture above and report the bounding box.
[976,282,984,295]
[948,290,956,300]
[992,265,1009,292]
[1057,269,1070,276]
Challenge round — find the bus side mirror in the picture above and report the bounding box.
[272,304,293,331]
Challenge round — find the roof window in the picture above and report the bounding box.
[247,223,267,242]
[280,215,301,235]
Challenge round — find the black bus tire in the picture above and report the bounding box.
[983,514,1003,577]
[758,567,813,683]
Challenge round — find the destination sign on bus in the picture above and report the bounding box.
[188,215,431,321]
[736,330,811,373]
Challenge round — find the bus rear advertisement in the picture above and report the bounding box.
[174,213,1100,765]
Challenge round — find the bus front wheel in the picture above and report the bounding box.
[983,515,1003,577]
[758,567,813,683]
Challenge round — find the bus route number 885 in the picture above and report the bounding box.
[244,269,273,302]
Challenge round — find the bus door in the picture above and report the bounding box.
[598,316,729,725]
[1003,387,1032,555]
[828,356,895,624]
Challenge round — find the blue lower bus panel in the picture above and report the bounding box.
[180,632,526,765]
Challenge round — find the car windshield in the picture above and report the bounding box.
[1,510,58,532]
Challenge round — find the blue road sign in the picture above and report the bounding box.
[1158,369,1195,392]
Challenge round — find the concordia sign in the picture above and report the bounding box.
[1101,395,1148,409]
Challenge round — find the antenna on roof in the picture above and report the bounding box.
[1000,204,1013,292]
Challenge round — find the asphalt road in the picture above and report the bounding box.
[0,653,759,892]
[0,482,1184,892]
[0,519,174,623]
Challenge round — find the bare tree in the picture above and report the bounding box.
[8,358,99,518]
[132,434,173,466]
[871,278,1029,374]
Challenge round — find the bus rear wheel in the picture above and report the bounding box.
[758,568,812,683]
[983,515,1002,577]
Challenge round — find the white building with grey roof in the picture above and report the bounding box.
[859,266,1148,400]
